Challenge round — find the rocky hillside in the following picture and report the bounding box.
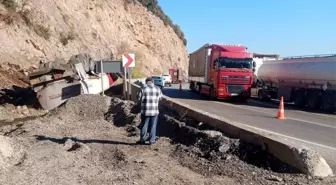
[0,0,188,78]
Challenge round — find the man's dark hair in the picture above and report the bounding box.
[145,77,153,83]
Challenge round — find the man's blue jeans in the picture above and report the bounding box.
[139,114,158,144]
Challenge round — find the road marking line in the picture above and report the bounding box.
[239,122,336,152]
[214,101,336,129]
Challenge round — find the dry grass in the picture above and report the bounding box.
[131,49,145,78]
[33,24,51,40]
[123,0,134,11]
[60,31,76,46]
[116,42,130,58]
[0,0,30,26]
[0,0,52,40]
[21,9,51,40]
[91,31,98,39]
[0,0,18,11]
[0,11,19,25]
[0,0,21,25]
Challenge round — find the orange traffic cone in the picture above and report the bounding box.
[277,96,286,120]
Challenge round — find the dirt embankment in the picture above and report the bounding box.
[0,0,188,77]
[1,95,335,185]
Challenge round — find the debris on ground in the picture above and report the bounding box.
[0,63,31,89]
[0,63,48,125]
[0,95,335,185]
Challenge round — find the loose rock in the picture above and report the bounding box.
[202,130,222,138]
[265,175,283,182]
[64,139,81,152]
[294,147,334,177]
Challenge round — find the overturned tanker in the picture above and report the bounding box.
[28,53,120,110]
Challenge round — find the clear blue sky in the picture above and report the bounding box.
[158,0,336,57]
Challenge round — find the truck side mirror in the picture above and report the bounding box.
[252,61,256,68]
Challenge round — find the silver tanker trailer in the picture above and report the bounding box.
[252,54,336,112]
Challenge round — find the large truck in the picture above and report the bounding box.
[169,68,182,83]
[188,44,256,100]
[253,54,336,112]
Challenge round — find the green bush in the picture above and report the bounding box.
[135,0,187,46]
[131,66,145,78]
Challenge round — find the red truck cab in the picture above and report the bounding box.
[189,44,255,100]
[169,68,181,83]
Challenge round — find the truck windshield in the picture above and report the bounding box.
[218,58,252,69]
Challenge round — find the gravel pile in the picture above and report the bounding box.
[54,94,112,119]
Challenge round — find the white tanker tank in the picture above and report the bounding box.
[257,54,336,91]
[253,54,336,112]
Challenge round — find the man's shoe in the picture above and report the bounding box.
[136,140,146,145]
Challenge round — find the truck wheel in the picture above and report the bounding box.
[257,90,264,100]
[306,91,321,110]
[195,84,200,93]
[190,82,196,92]
[209,87,216,100]
[257,90,270,101]
[320,92,336,113]
[294,90,306,108]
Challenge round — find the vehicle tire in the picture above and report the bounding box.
[189,82,194,91]
[195,84,200,92]
[257,90,264,100]
[257,90,270,101]
[209,86,216,100]
[306,91,321,110]
[320,92,336,113]
[294,90,306,108]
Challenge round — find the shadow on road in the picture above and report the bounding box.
[35,135,136,146]
[162,87,207,100]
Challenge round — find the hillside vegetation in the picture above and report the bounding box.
[134,0,187,46]
[0,0,188,80]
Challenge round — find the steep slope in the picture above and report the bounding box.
[0,0,188,78]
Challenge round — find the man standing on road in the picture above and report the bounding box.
[136,77,162,145]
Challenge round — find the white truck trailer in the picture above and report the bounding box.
[252,54,336,112]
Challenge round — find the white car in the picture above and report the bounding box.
[151,76,165,89]
[162,74,172,87]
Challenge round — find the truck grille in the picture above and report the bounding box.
[229,76,249,80]
[227,85,245,94]
[222,76,250,84]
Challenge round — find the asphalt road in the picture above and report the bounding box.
[161,83,336,171]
